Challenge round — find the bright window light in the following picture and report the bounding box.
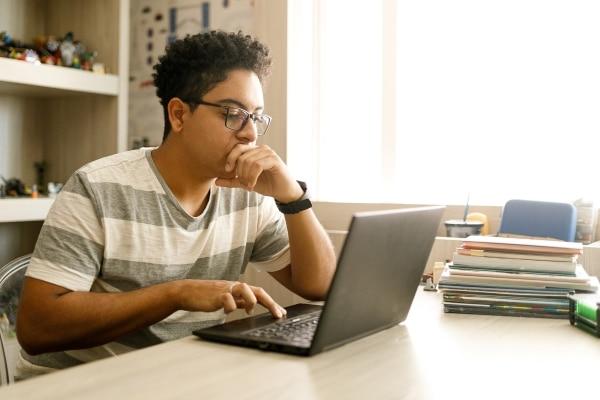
[287,0,600,206]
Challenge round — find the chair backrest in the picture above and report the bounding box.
[0,329,9,385]
[498,199,577,241]
[0,254,31,385]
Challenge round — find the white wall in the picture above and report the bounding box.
[128,0,280,149]
[252,0,287,160]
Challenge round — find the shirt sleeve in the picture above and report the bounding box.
[25,172,104,292]
[249,195,290,272]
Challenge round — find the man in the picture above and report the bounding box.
[16,31,336,378]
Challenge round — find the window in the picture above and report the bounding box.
[287,0,600,206]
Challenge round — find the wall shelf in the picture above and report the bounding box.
[0,198,55,223]
[0,57,119,97]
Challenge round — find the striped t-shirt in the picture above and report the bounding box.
[20,148,290,375]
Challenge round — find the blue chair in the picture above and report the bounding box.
[498,199,577,242]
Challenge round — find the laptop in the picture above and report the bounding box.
[193,206,445,356]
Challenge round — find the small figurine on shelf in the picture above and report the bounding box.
[72,54,81,68]
[34,161,47,195]
[46,35,61,65]
[24,48,40,64]
[81,51,98,71]
[59,31,76,67]
[2,31,39,63]
[41,54,57,65]
[47,182,63,198]
[70,40,87,69]
[2,30,102,72]
[92,62,105,74]
[0,31,15,46]
[74,40,86,55]
[7,47,23,60]
[46,36,60,53]
[0,31,14,57]
[0,176,26,197]
[34,35,56,65]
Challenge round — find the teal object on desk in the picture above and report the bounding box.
[498,199,577,241]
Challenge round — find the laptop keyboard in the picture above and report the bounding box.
[243,311,322,347]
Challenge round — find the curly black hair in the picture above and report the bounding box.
[153,30,272,141]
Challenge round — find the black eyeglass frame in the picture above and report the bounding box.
[185,99,272,136]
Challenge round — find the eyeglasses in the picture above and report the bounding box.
[187,99,272,136]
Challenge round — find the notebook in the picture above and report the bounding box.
[193,206,444,356]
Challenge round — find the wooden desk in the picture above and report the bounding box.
[1,290,598,399]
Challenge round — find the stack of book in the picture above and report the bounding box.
[439,235,599,319]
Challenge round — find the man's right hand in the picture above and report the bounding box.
[176,280,287,319]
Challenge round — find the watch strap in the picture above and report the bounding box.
[275,181,312,214]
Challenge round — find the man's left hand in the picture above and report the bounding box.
[215,144,303,203]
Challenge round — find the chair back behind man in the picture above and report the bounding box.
[0,254,31,385]
[0,329,9,385]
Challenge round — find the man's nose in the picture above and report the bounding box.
[236,117,258,143]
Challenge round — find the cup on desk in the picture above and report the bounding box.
[444,219,484,238]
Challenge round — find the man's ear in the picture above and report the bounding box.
[167,98,188,134]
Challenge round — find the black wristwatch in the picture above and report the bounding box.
[275,181,312,214]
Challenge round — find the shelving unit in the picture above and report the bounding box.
[0,0,129,264]
[0,198,54,223]
[0,57,119,96]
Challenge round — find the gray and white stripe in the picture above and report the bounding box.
[22,148,290,373]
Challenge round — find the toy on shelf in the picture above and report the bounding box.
[1,30,104,73]
[33,160,48,196]
[1,31,39,63]
[59,31,76,66]
[0,31,16,55]
[0,176,26,197]
[47,182,64,198]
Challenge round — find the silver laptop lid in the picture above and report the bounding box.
[310,206,444,354]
